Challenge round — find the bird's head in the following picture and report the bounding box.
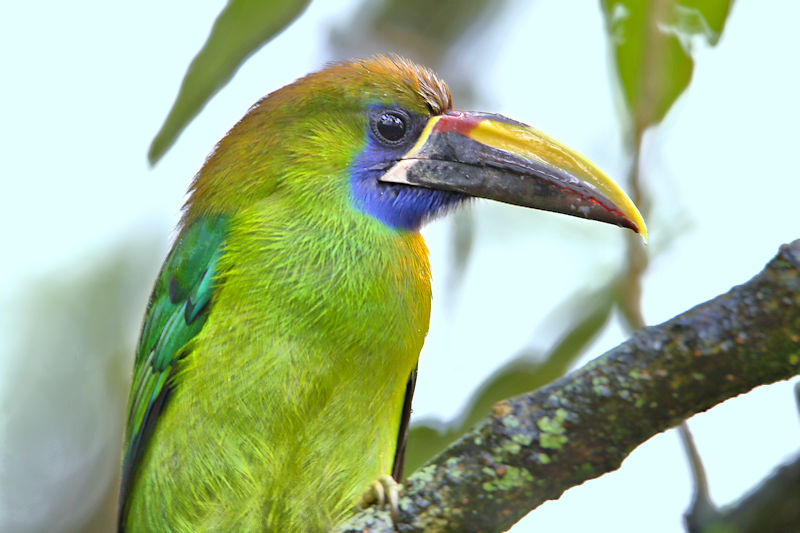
[185,55,645,239]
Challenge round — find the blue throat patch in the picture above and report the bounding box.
[350,136,466,231]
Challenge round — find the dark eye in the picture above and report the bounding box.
[372,110,408,145]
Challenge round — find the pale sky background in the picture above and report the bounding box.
[1,1,799,532]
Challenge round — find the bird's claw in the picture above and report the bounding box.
[359,474,399,523]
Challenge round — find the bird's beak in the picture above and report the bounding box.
[379,111,647,240]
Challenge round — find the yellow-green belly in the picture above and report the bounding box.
[125,213,431,532]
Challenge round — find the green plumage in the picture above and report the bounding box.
[120,215,227,522]
[121,57,445,532]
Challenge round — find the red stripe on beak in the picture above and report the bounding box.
[432,111,484,136]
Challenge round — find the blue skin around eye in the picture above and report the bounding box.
[350,129,466,232]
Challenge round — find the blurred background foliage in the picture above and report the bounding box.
[2,0,798,532]
[1,239,161,532]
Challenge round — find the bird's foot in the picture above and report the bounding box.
[358,474,399,523]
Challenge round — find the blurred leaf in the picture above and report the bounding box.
[371,0,499,52]
[0,238,161,533]
[329,0,505,108]
[445,209,475,308]
[404,279,619,473]
[148,0,310,164]
[600,0,733,137]
[331,0,500,60]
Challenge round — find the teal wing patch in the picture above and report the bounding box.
[118,215,228,531]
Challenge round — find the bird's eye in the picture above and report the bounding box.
[372,111,408,145]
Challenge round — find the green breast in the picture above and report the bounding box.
[125,198,432,532]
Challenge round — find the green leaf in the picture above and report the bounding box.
[600,0,733,137]
[148,0,311,165]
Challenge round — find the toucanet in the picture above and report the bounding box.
[119,55,645,532]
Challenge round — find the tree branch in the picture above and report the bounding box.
[336,240,800,533]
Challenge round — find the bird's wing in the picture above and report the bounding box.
[392,365,417,481]
[118,215,228,529]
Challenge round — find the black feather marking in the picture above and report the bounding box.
[117,368,176,532]
[392,365,417,481]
